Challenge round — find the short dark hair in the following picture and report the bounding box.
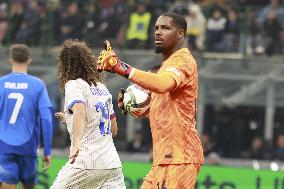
[161,12,187,34]
[10,44,30,63]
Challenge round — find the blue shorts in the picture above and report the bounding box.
[0,155,37,184]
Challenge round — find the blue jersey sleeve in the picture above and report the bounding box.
[38,82,53,156]
[38,83,52,110]
[40,107,53,156]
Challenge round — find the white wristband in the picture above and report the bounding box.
[129,68,136,79]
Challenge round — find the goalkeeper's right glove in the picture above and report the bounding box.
[97,40,133,79]
[118,88,127,115]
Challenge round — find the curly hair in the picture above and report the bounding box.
[57,39,105,93]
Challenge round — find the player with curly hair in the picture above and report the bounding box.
[51,39,125,189]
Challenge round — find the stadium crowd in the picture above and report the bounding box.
[202,105,284,162]
[0,0,283,55]
[0,0,284,163]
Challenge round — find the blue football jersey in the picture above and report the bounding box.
[0,73,52,157]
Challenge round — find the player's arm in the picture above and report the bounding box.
[64,80,87,163]
[97,41,176,94]
[40,107,53,156]
[39,107,53,171]
[130,70,176,94]
[111,116,118,138]
[70,102,86,163]
[38,82,54,170]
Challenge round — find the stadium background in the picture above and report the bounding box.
[0,0,284,188]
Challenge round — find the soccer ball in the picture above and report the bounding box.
[123,84,151,118]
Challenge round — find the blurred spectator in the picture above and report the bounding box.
[185,3,206,51]
[85,1,101,47]
[216,9,240,52]
[201,134,217,156]
[91,0,127,47]
[14,0,41,46]
[273,134,284,161]
[263,9,281,55]
[113,0,129,47]
[252,0,284,55]
[242,107,265,150]
[201,0,228,19]
[45,0,61,46]
[273,108,284,135]
[126,130,149,153]
[126,2,152,49]
[146,0,169,19]
[205,8,226,51]
[58,2,84,43]
[0,2,8,45]
[9,0,24,44]
[214,106,236,157]
[257,0,284,25]
[252,9,281,55]
[169,0,188,16]
[243,136,267,160]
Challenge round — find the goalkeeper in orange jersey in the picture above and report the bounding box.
[97,12,204,189]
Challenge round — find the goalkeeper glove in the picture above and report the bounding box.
[118,88,127,115]
[97,40,133,78]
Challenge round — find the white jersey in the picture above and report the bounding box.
[64,78,122,169]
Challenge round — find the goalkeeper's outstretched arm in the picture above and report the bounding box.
[129,69,176,94]
[97,41,177,94]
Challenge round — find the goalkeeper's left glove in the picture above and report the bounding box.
[117,88,127,115]
[97,40,133,79]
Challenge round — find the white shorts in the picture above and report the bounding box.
[50,163,126,189]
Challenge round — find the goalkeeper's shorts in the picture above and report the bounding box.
[140,163,201,189]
